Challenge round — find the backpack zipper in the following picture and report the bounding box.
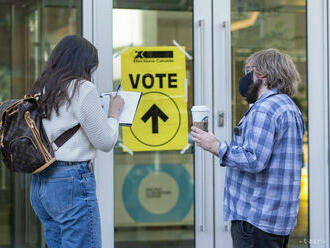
[24,111,52,162]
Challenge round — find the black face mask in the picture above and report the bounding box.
[238,71,254,97]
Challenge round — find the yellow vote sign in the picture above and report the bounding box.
[121,46,188,152]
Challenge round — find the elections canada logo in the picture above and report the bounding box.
[134,50,174,63]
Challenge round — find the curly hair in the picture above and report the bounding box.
[245,48,301,97]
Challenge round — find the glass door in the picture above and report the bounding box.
[89,0,214,247]
[213,0,309,247]
[112,1,196,248]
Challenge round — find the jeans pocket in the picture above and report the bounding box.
[82,172,95,185]
[42,177,73,214]
[240,221,254,236]
[81,172,97,200]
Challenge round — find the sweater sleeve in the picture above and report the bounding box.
[74,85,119,152]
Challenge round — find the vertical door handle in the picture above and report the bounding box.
[221,21,231,131]
[198,18,206,232]
[218,111,224,127]
[222,21,230,88]
[199,19,205,102]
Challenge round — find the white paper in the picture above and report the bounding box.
[100,91,142,126]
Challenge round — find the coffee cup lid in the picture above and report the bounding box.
[191,105,209,112]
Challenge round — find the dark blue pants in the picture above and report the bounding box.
[231,220,289,248]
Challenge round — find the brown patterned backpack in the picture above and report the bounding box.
[0,94,80,174]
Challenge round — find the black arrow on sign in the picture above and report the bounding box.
[141,104,169,134]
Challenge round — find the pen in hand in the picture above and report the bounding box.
[115,83,121,97]
[109,85,125,119]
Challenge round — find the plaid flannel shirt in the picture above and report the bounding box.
[219,88,305,235]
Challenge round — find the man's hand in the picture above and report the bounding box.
[191,126,220,156]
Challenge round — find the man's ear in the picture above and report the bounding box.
[255,71,267,79]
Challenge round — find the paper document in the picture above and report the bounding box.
[100,91,142,126]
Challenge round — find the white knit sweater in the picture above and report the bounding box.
[42,80,118,161]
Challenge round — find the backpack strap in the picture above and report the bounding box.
[52,124,81,151]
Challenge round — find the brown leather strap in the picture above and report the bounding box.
[54,124,81,149]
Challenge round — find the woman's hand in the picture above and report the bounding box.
[108,95,125,119]
[191,126,220,156]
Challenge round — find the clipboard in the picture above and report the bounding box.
[100,91,142,126]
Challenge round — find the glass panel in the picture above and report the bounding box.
[231,0,308,247]
[113,2,194,248]
[0,1,82,247]
[0,6,12,247]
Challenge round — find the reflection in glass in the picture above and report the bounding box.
[0,1,81,247]
[231,1,308,247]
[113,5,195,248]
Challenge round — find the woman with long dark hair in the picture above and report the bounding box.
[29,35,124,248]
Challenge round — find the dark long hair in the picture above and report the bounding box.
[30,35,98,119]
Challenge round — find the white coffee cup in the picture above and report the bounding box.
[191,105,209,131]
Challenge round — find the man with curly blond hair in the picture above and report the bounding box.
[192,49,305,248]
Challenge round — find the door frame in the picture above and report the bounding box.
[308,0,330,247]
[194,0,215,247]
[212,0,234,246]
[83,0,115,247]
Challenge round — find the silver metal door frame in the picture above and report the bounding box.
[194,0,215,247]
[212,0,233,246]
[83,0,115,247]
[308,0,330,247]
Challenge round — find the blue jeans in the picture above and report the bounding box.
[30,161,101,248]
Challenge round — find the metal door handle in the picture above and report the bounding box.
[218,111,224,127]
[222,21,230,88]
[198,19,206,232]
[200,150,206,232]
[199,19,205,102]
[221,21,231,131]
